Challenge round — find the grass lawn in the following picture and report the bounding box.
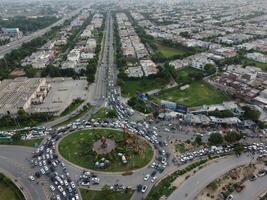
[59,129,153,172]
[173,67,205,85]
[91,107,117,120]
[60,99,84,116]
[152,80,229,107]
[156,43,186,58]
[0,173,25,200]
[0,137,43,147]
[121,78,168,97]
[241,58,267,70]
[80,188,133,200]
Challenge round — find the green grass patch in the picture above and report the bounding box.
[80,188,133,200]
[241,58,267,70]
[54,103,92,128]
[0,173,25,200]
[121,78,168,97]
[60,98,84,116]
[175,143,186,153]
[0,137,43,147]
[156,43,187,58]
[59,129,153,172]
[151,80,229,107]
[91,107,117,120]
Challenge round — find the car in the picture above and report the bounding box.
[28,176,35,181]
[49,185,55,191]
[257,170,266,177]
[151,176,157,183]
[226,195,234,200]
[71,181,76,189]
[144,174,150,181]
[40,168,45,175]
[75,194,79,200]
[58,185,63,192]
[56,195,61,200]
[141,185,147,193]
[249,175,257,181]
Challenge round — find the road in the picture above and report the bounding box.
[233,175,267,200]
[168,154,256,200]
[0,6,89,58]
[0,145,51,200]
[93,13,111,105]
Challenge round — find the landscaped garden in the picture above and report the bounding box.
[59,129,154,172]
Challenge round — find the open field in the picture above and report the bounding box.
[121,78,168,97]
[80,188,133,200]
[151,80,229,107]
[59,129,153,172]
[0,173,25,200]
[156,43,187,58]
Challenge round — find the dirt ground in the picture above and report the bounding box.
[195,160,264,200]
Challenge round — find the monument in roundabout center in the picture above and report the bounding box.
[92,136,116,155]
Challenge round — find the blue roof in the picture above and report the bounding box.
[2,28,18,33]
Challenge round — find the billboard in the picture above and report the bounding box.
[160,100,187,114]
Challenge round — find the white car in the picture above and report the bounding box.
[144,174,150,181]
[141,185,147,193]
[50,185,55,191]
[40,168,45,175]
[71,182,76,189]
[29,176,35,181]
[151,176,157,183]
[58,185,63,192]
[226,195,234,200]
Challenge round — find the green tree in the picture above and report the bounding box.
[234,143,244,156]
[194,135,202,146]
[204,64,216,75]
[107,109,117,118]
[242,106,260,121]
[208,133,223,145]
[11,132,22,142]
[224,131,242,143]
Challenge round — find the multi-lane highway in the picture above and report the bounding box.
[93,13,111,104]
[0,6,89,58]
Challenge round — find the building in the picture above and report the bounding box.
[1,27,23,38]
[0,78,49,116]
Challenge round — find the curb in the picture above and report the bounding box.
[56,127,156,176]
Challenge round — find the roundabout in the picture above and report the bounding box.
[58,128,154,172]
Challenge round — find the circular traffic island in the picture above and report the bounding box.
[58,129,154,172]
